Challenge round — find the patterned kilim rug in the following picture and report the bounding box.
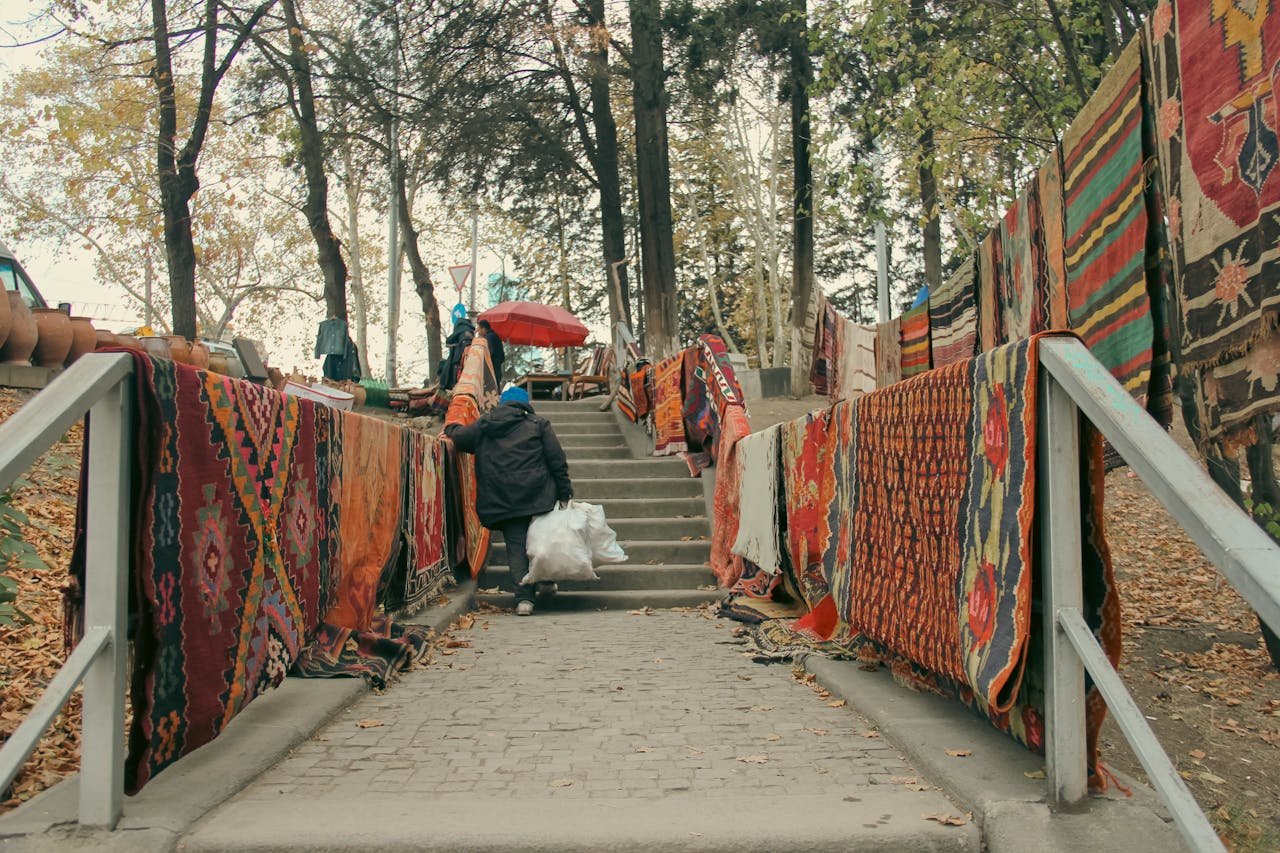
[379,430,450,615]
[71,355,341,792]
[652,352,688,456]
[781,408,835,610]
[681,346,714,454]
[899,303,932,378]
[1036,145,1070,330]
[999,182,1046,340]
[977,228,1006,351]
[810,295,838,396]
[834,316,877,399]
[443,338,496,576]
[293,613,433,689]
[929,258,979,368]
[1064,39,1158,412]
[326,412,404,632]
[875,318,901,388]
[710,403,751,586]
[736,336,1120,784]
[1144,2,1280,450]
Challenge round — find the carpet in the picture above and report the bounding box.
[730,423,783,574]
[1036,145,1071,329]
[292,613,433,689]
[899,303,933,378]
[930,257,979,368]
[681,346,714,453]
[977,228,1006,351]
[629,364,653,419]
[653,352,688,456]
[442,337,496,576]
[710,403,752,586]
[1063,39,1158,411]
[94,355,335,792]
[326,412,404,632]
[1144,1,1280,449]
[875,318,902,387]
[834,316,877,399]
[781,408,835,609]
[999,182,1046,340]
[379,430,450,615]
[810,295,838,396]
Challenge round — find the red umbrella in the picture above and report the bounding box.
[477,301,590,347]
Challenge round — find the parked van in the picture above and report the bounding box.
[0,240,48,309]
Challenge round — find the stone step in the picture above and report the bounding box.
[547,421,627,435]
[582,496,706,518]
[557,432,626,448]
[493,517,708,543]
[571,459,690,479]
[573,478,703,500]
[474,588,722,612]
[535,399,616,413]
[481,563,717,591]
[562,445,632,461]
[489,538,710,567]
[540,411,617,426]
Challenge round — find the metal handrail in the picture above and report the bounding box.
[1037,337,1279,853]
[0,352,133,828]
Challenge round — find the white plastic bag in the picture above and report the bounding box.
[523,504,598,584]
[572,500,627,565]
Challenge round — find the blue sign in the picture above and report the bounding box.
[451,303,468,324]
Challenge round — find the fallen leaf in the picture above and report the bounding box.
[688,832,702,837]
[1198,771,1228,785]
[736,674,752,681]
[765,734,781,742]
[634,746,653,753]
[748,705,774,712]
[455,614,475,630]
[627,607,655,616]
[843,795,861,802]
[550,778,575,788]
[827,699,847,708]
[356,719,384,729]
[861,730,881,739]
[684,747,704,756]
[1188,749,1206,761]
[1023,769,1046,780]
[803,727,829,736]
[945,749,972,758]
[923,813,969,827]
[736,755,768,764]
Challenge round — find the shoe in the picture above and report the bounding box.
[536,582,559,597]
[516,600,534,616]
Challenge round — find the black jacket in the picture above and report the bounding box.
[437,320,475,390]
[482,329,505,381]
[444,401,572,528]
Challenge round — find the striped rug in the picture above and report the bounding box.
[930,257,979,367]
[1036,145,1070,329]
[977,228,1005,352]
[1063,38,1156,409]
[899,303,932,377]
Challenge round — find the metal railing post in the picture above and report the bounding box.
[78,377,131,828]
[1038,370,1088,807]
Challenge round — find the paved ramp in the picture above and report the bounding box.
[183,609,977,852]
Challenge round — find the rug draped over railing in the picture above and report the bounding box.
[67,351,453,793]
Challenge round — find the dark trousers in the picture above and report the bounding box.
[498,515,535,604]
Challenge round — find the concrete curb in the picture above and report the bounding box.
[0,579,478,852]
[802,655,1187,853]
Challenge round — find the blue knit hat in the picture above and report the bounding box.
[500,386,531,407]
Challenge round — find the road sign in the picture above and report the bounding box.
[448,264,472,295]
[451,302,468,324]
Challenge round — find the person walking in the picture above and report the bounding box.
[444,386,573,615]
[437,318,475,391]
[476,318,505,383]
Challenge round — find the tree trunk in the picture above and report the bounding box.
[282,0,347,325]
[919,126,942,290]
[586,0,631,330]
[788,0,815,389]
[395,164,442,372]
[629,0,679,358]
[341,141,371,378]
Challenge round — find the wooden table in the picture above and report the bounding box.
[517,372,572,400]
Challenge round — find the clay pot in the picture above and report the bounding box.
[351,384,368,407]
[207,352,229,375]
[0,287,10,353]
[139,336,171,360]
[165,335,192,364]
[188,340,210,371]
[31,308,73,368]
[0,292,36,364]
[114,334,142,352]
[65,317,97,365]
[95,329,119,350]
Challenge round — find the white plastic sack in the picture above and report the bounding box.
[523,504,598,584]
[572,500,627,565]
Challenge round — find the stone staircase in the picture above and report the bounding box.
[479,398,722,610]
